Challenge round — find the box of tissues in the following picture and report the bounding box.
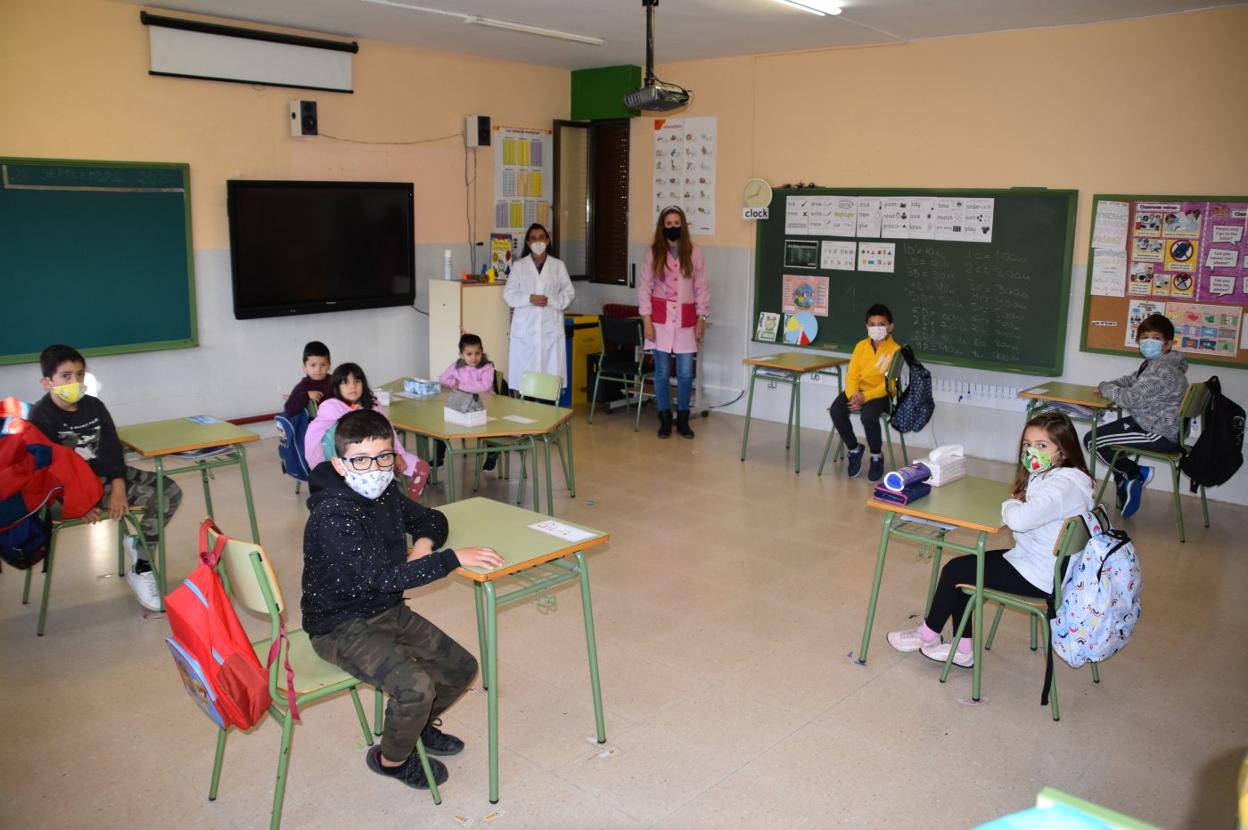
[403,377,441,396]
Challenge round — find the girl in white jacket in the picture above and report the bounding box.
[888,412,1094,668]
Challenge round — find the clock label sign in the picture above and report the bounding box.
[743,206,770,220]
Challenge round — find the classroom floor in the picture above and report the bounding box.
[1,406,1244,829]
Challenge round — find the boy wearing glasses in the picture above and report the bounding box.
[302,409,503,791]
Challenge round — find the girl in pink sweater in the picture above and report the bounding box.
[437,333,498,471]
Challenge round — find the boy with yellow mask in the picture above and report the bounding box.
[28,344,181,611]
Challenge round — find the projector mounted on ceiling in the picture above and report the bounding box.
[624,0,691,112]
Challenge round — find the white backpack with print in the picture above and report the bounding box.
[1051,518,1141,668]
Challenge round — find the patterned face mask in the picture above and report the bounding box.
[1021,446,1057,474]
[52,382,84,404]
[342,469,394,499]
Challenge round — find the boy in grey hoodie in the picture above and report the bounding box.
[1086,313,1189,518]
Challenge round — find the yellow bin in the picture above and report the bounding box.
[565,313,601,405]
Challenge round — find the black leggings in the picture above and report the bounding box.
[1083,416,1178,482]
[828,393,889,454]
[924,550,1048,636]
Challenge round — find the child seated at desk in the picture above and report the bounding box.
[828,303,901,482]
[283,340,331,418]
[887,412,1093,668]
[28,344,180,612]
[1087,312,1188,519]
[437,332,498,471]
[304,362,419,473]
[303,409,503,789]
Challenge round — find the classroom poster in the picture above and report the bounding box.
[783,239,819,269]
[756,311,780,342]
[880,198,909,239]
[781,274,830,316]
[1164,302,1242,357]
[784,194,810,235]
[493,126,552,236]
[1090,249,1127,297]
[961,197,995,243]
[857,242,896,273]
[1092,200,1130,251]
[1125,300,1166,347]
[1196,202,1248,304]
[820,239,857,270]
[804,196,835,235]
[829,197,859,236]
[855,197,882,238]
[490,233,516,279]
[933,198,964,241]
[907,197,936,239]
[652,116,716,235]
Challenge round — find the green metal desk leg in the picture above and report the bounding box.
[784,376,795,450]
[575,551,607,743]
[543,435,554,516]
[446,446,458,504]
[484,581,500,803]
[1087,415,1098,479]
[36,528,59,636]
[740,368,759,461]
[971,531,987,701]
[154,457,168,607]
[473,582,488,691]
[236,444,261,543]
[199,465,214,518]
[563,425,576,498]
[857,511,897,663]
[794,375,802,473]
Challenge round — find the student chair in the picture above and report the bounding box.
[475,372,574,504]
[817,347,910,475]
[21,506,149,636]
[1094,381,1210,543]
[941,507,1111,721]
[588,316,653,432]
[205,528,440,829]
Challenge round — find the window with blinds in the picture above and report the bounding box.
[554,119,630,284]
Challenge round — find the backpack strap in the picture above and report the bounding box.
[198,518,228,567]
[1042,593,1057,707]
[266,618,301,722]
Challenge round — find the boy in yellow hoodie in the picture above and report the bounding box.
[828,304,900,482]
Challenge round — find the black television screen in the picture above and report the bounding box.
[227,180,415,319]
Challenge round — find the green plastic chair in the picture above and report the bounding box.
[476,372,574,500]
[205,530,440,828]
[20,505,150,636]
[1094,382,1211,543]
[587,316,653,432]
[941,506,1111,721]
[818,347,910,475]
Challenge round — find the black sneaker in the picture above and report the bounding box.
[421,719,465,756]
[482,452,498,472]
[867,454,885,482]
[846,446,865,477]
[366,746,448,789]
[1114,477,1127,511]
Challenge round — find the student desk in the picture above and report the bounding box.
[384,386,574,515]
[858,475,1005,702]
[1018,382,1117,477]
[740,352,848,473]
[116,417,260,607]
[441,498,608,804]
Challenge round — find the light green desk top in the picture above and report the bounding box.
[1019,382,1112,409]
[117,417,258,457]
[382,383,571,440]
[439,497,608,583]
[745,351,848,372]
[866,475,1007,534]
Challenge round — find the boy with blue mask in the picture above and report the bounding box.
[302,409,503,791]
[1086,313,1188,518]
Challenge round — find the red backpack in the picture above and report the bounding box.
[164,519,290,730]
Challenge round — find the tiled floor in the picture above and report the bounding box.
[2,407,1244,829]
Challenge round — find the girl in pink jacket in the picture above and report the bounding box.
[639,206,710,440]
[304,362,419,474]
[437,333,498,471]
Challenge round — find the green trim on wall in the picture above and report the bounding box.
[571,65,641,120]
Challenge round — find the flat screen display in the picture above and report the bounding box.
[227,180,414,319]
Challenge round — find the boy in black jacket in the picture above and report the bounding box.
[303,409,502,790]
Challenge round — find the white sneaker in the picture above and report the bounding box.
[124,536,162,612]
[887,625,939,653]
[920,640,973,668]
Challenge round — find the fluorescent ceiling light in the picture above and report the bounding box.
[360,0,602,45]
[773,0,843,15]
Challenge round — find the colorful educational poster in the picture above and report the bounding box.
[1133,203,1173,237]
[1128,262,1154,296]
[1125,300,1166,347]
[880,198,909,239]
[756,311,780,342]
[858,242,896,273]
[1161,203,1203,238]
[783,312,819,345]
[1090,249,1127,297]
[907,197,936,239]
[961,197,995,243]
[493,125,552,235]
[1170,271,1196,299]
[783,239,819,269]
[490,233,516,280]
[653,116,717,235]
[855,197,882,238]
[1092,200,1130,251]
[1196,202,1248,305]
[782,274,830,316]
[785,194,810,235]
[820,239,857,270]
[1132,236,1165,262]
[1164,302,1242,356]
[1165,238,1198,273]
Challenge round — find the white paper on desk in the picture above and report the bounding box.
[527,519,596,543]
[1092,200,1129,251]
[502,414,537,424]
[186,415,220,425]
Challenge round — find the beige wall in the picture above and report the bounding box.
[631,5,1248,248]
[0,0,569,250]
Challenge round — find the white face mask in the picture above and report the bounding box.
[529,241,547,257]
[342,469,394,499]
[867,325,888,342]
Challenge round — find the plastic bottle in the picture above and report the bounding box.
[442,249,453,280]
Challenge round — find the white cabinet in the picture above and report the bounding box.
[428,281,510,383]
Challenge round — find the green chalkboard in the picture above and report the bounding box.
[0,157,196,366]
[753,188,1077,375]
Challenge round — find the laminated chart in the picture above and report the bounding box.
[493,125,552,237]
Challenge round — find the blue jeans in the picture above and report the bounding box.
[652,350,694,412]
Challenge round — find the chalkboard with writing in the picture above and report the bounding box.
[0,157,196,366]
[753,188,1077,375]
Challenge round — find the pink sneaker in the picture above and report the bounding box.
[920,640,973,668]
[887,625,939,653]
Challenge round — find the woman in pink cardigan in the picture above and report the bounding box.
[639,206,710,439]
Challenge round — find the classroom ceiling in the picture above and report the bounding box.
[130,0,1247,69]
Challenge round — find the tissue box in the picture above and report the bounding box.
[926,458,966,487]
[444,407,487,427]
[404,377,441,396]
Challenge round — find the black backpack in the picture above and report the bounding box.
[1179,376,1244,492]
[890,346,935,434]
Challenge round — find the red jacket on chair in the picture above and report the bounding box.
[0,400,103,529]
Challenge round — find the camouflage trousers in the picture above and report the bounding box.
[100,466,183,551]
[311,603,478,763]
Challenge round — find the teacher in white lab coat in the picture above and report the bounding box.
[503,223,575,394]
